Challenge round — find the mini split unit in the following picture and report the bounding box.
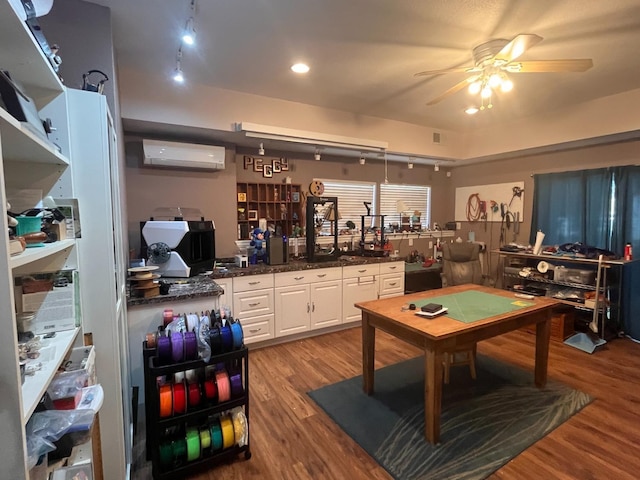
[142,139,225,170]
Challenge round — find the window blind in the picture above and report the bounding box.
[379,183,431,229]
[317,179,376,231]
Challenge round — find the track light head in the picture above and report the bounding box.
[434,163,440,172]
[182,18,196,45]
[314,149,321,161]
[173,66,184,83]
[359,155,365,165]
[258,142,265,155]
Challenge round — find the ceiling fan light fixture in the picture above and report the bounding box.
[500,78,514,92]
[488,73,502,88]
[481,84,492,99]
[468,80,482,95]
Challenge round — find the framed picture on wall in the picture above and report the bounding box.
[292,192,300,203]
[248,210,258,221]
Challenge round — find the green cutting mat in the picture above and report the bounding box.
[413,290,534,323]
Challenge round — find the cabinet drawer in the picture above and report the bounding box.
[379,273,404,296]
[233,273,274,292]
[275,267,342,287]
[380,261,405,275]
[241,313,274,344]
[233,288,274,317]
[343,264,380,279]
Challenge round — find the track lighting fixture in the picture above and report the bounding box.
[182,17,196,46]
[408,157,414,169]
[434,163,440,172]
[258,142,265,155]
[359,154,366,165]
[314,149,321,161]
[173,48,184,83]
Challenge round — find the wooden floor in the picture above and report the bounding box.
[137,327,640,480]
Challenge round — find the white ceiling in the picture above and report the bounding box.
[91,0,640,135]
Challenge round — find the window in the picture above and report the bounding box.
[318,179,376,231]
[379,183,431,229]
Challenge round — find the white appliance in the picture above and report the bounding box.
[142,139,225,170]
[142,220,216,277]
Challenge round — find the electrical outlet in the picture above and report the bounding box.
[429,241,433,249]
[409,238,414,246]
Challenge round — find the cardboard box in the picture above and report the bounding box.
[62,346,96,386]
[15,270,79,334]
[521,310,574,341]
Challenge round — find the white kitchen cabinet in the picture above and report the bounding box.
[342,264,379,323]
[214,277,233,309]
[274,267,342,336]
[233,273,275,344]
[378,261,405,298]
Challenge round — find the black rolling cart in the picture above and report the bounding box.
[143,341,251,479]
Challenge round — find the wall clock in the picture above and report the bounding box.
[309,180,324,196]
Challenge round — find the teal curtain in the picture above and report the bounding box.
[611,165,640,256]
[531,168,613,248]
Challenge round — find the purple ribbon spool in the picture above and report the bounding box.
[184,331,198,360]
[170,331,184,364]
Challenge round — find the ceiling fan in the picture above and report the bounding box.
[415,34,593,106]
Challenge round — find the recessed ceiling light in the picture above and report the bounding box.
[465,107,479,115]
[291,63,310,74]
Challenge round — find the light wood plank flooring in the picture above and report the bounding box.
[133,328,640,479]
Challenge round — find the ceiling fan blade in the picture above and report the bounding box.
[506,59,594,73]
[493,33,543,65]
[414,66,479,77]
[426,75,480,106]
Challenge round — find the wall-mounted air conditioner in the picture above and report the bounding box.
[142,139,225,170]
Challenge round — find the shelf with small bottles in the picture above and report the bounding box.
[236,182,302,239]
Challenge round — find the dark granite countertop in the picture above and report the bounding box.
[127,255,404,308]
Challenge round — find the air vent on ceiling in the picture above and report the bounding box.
[432,132,442,144]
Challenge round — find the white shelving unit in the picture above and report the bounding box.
[21,328,80,422]
[1,2,129,478]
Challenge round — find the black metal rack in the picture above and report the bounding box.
[143,342,251,479]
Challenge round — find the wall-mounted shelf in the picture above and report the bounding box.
[236,182,302,239]
[10,239,75,269]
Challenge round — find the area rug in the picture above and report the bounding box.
[308,355,592,480]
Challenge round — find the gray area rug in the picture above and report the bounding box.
[308,355,592,480]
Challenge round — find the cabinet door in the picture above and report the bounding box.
[275,284,311,336]
[215,278,233,309]
[310,280,342,329]
[342,277,377,323]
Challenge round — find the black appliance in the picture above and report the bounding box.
[266,235,288,265]
[306,196,339,262]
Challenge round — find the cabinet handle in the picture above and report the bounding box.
[312,302,315,312]
[307,303,310,313]
[317,273,326,278]
[249,302,260,307]
[358,269,367,273]
[249,281,260,285]
[389,282,397,286]
[249,328,262,333]
[294,276,305,281]
[389,266,397,270]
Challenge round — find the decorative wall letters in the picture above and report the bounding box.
[243,156,289,178]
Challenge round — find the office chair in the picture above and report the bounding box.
[440,242,484,383]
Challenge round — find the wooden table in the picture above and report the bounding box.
[355,284,559,444]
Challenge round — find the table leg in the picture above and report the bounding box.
[534,312,552,388]
[424,349,442,444]
[362,312,376,395]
